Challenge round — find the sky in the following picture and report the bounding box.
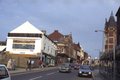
[0,0,120,58]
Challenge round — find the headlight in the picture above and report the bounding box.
[79,71,82,73]
[88,72,92,74]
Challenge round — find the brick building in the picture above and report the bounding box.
[48,30,74,64]
[104,12,117,52]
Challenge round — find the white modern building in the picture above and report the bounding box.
[6,21,57,66]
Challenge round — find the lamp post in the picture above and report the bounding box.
[95,30,105,55]
[95,30,105,74]
[113,44,116,80]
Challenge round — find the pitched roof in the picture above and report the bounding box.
[105,12,117,29]
[10,21,43,34]
[73,43,81,51]
[48,30,64,42]
[108,12,116,26]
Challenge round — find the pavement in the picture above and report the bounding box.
[92,70,104,80]
[9,66,58,76]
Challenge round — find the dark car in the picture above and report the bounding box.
[78,65,92,77]
[74,63,80,70]
[59,63,72,73]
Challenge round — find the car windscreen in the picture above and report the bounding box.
[0,66,9,79]
[61,63,69,67]
[80,65,90,70]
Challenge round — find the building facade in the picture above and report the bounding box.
[116,7,120,46]
[99,8,120,80]
[6,21,57,67]
[104,12,117,52]
[72,43,84,64]
[48,30,74,64]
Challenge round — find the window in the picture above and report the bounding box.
[105,45,108,49]
[13,44,35,49]
[0,66,9,79]
[109,32,113,36]
[109,38,114,43]
[12,39,35,49]
[8,33,42,38]
[109,45,113,49]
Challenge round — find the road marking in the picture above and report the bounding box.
[29,76,42,80]
[46,72,57,76]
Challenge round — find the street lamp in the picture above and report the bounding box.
[95,30,105,54]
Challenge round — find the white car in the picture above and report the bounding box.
[59,63,72,73]
[0,64,11,80]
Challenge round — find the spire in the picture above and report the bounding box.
[108,11,116,27]
[111,11,113,16]
[105,18,107,25]
[105,18,108,29]
[105,18,107,22]
[109,11,115,22]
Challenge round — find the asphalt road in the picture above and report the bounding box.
[11,68,95,80]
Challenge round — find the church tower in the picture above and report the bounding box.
[104,12,117,52]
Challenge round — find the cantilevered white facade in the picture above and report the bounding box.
[6,21,43,55]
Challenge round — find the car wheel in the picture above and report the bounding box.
[78,74,80,77]
[59,70,61,73]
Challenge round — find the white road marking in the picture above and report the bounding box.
[29,76,42,80]
[46,72,58,76]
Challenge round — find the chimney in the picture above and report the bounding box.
[54,30,58,32]
[41,30,46,34]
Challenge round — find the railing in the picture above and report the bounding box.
[99,47,120,80]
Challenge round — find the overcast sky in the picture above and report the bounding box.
[0,0,120,58]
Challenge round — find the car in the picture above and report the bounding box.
[0,64,11,80]
[78,65,92,77]
[74,63,80,70]
[70,63,75,68]
[59,63,72,73]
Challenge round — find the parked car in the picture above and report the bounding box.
[59,63,72,73]
[0,64,11,80]
[70,63,75,68]
[78,65,92,77]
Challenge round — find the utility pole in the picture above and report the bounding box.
[113,39,116,80]
[113,47,116,80]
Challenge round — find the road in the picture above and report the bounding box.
[11,68,101,80]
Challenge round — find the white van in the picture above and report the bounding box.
[0,64,11,80]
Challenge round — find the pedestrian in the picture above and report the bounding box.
[26,59,31,71]
[38,60,44,68]
[7,59,12,70]
[12,59,16,70]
